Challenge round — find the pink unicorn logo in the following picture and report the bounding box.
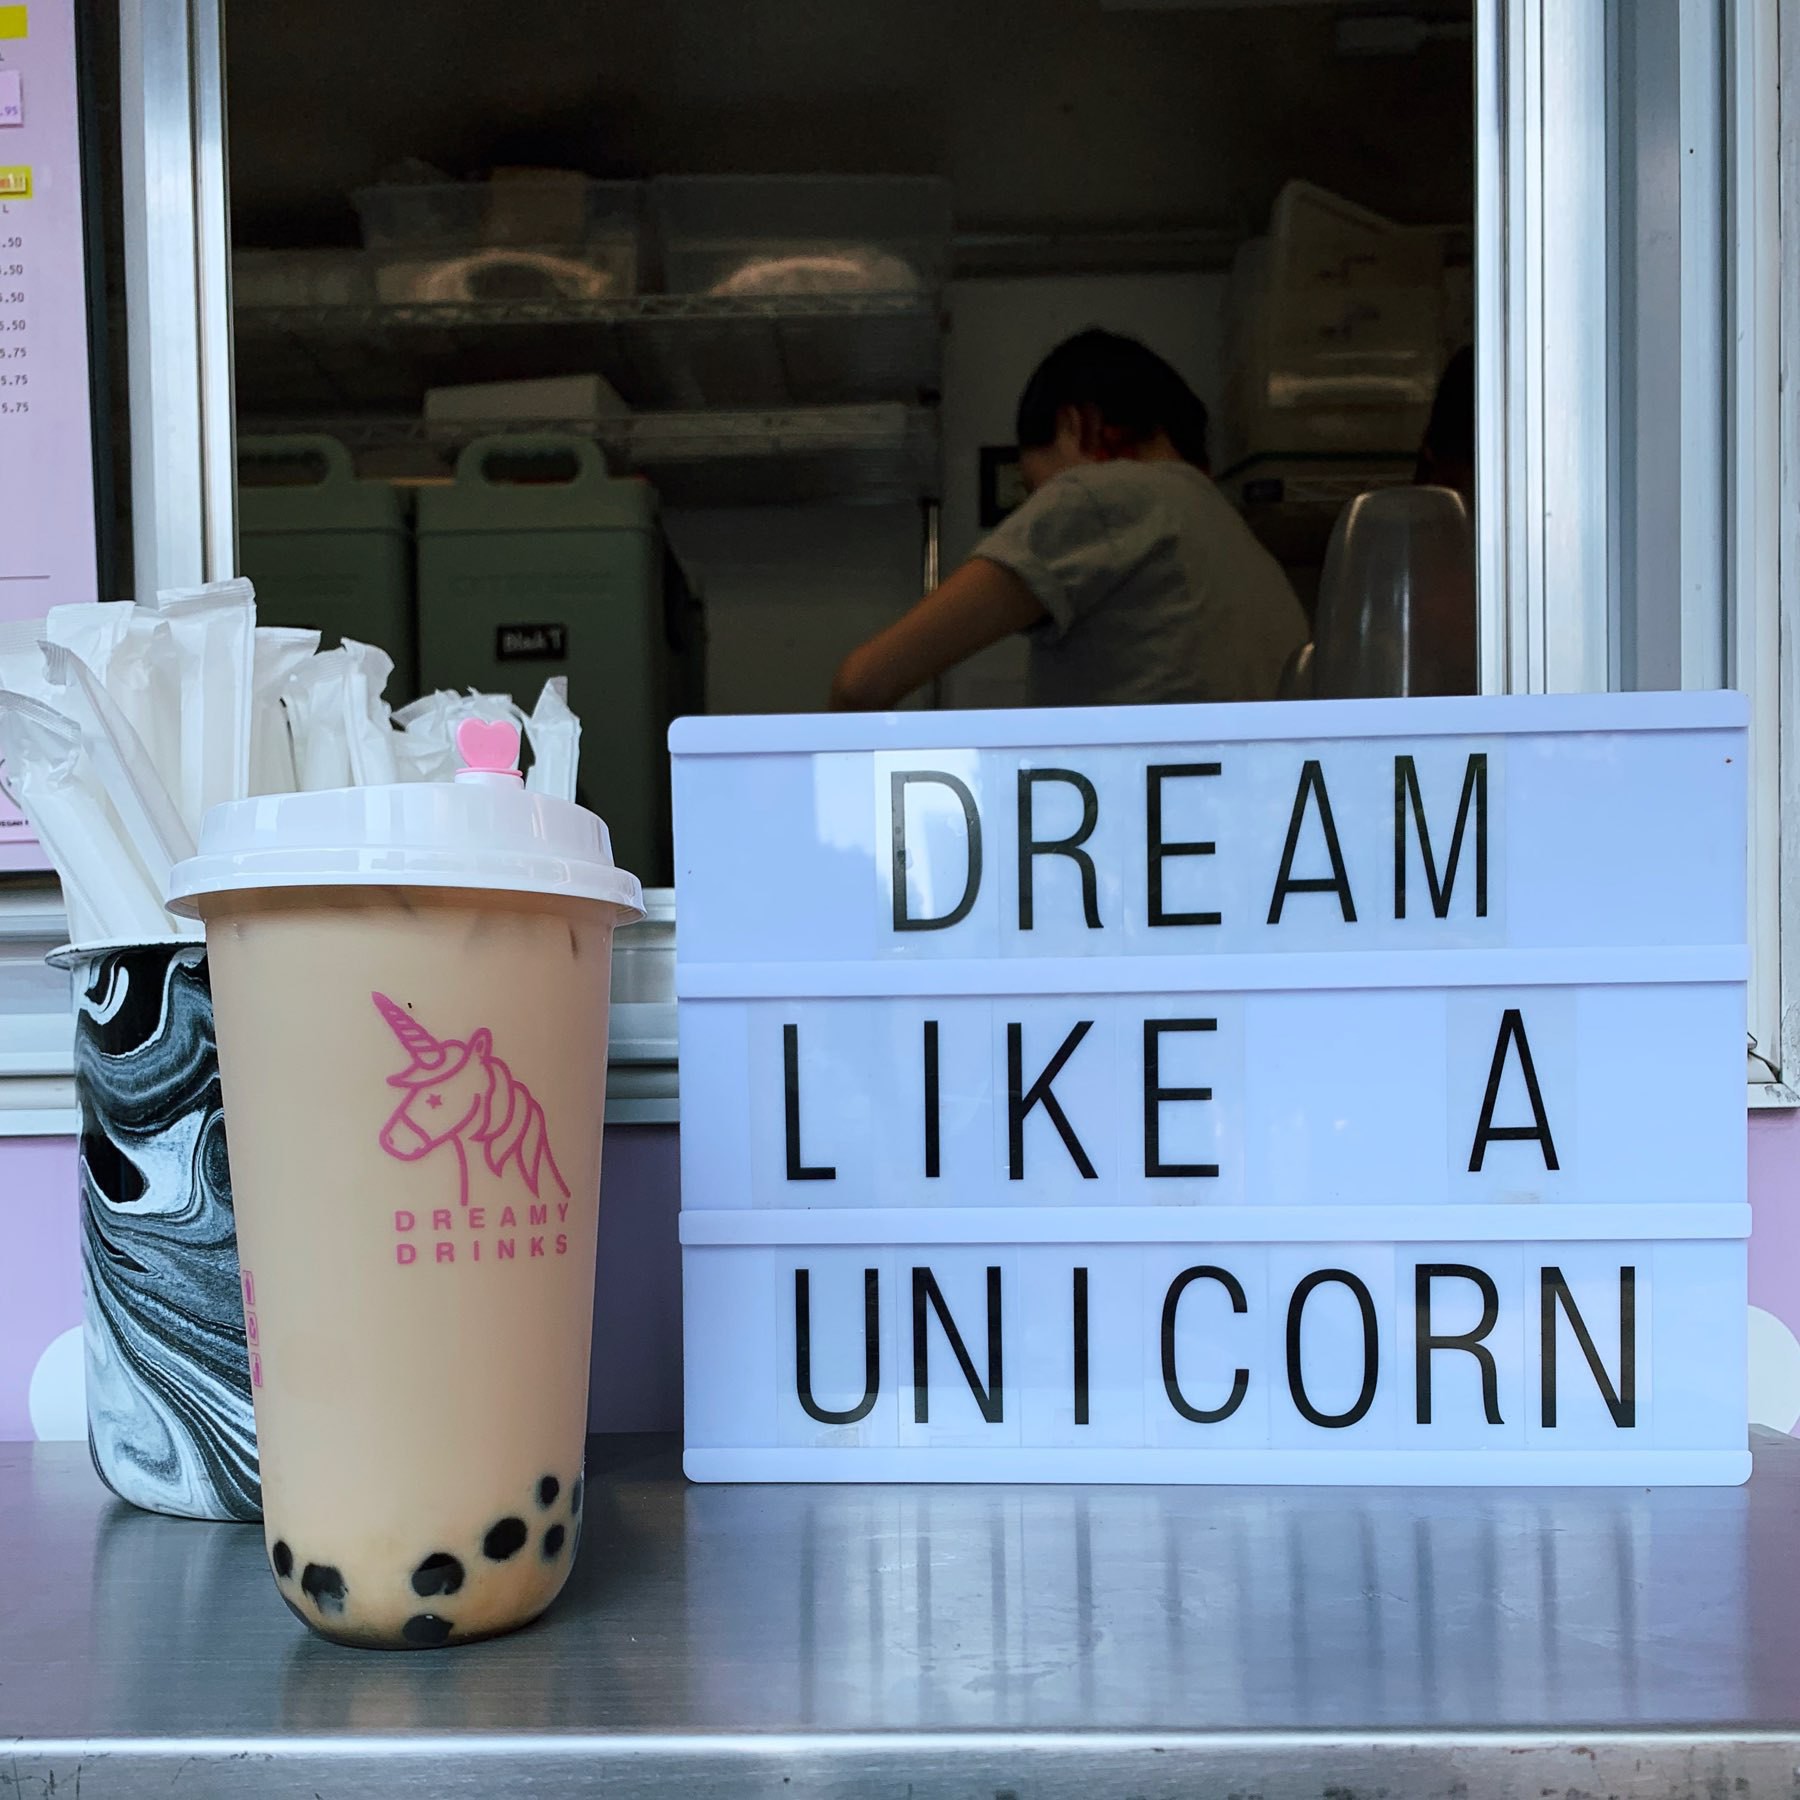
[372,992,568,1208]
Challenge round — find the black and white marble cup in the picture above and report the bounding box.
[54,941,262,1522]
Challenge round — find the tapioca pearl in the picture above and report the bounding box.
[402,1613,454,1648]
[483,1516,527,1561]
[570,1475,583,1516]
[537,1475,559,1508]
[301,1563,347,1615]
[411,1552,465,1597]
[271,1539,294,1580]
[542,1523,566,1560]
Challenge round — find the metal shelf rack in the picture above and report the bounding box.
[233,291,946,418]
[240,404,942,508]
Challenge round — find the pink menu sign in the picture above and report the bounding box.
[0,1,96,867]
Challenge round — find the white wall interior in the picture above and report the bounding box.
[664,505,928,716]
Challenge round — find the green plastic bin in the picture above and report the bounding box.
[415,434,679,883]
[237,434,416,693]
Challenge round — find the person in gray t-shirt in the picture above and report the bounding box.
[831,329,1306,711]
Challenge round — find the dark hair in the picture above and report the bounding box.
[1015,329,1211,470]
[1418,344,1474,475]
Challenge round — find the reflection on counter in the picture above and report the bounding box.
[679,1467,1754,1731]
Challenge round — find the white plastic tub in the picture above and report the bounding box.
[651,175,951,298]
[353,178,643,302]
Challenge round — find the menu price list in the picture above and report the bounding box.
[0,225,28,418]
[0,1,97,616]
[0,4,94,864]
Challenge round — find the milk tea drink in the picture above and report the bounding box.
[169,723,643,1649]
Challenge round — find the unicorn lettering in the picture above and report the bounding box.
[373,992,568,1209]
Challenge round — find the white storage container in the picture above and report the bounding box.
[1222,181,1447,467]
[672,693,1749,1486]
[423,372,630,424]
[651,175,951,297]
[1265,180,1442,293]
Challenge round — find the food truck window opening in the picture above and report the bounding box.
[59,0,1800,1115]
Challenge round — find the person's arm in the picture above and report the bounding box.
[829,557,1046,711]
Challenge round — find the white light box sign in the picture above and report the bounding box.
[670,695,1749,1485]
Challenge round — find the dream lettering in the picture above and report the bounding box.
[890,754,1489,934]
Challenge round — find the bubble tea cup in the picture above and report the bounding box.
[168,720,644,1648]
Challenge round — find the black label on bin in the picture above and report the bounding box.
[497,623,568,662]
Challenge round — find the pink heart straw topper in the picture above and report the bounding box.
[454,717,523,788]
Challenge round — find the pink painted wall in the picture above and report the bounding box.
[1749,1109,1800,1433]
[0,1137,83,1439]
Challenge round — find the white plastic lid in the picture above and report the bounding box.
[166,782,646,920]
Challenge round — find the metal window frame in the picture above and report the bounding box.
[1475,0,1612,695]
[1478,0,1793,1104]
[117,0,234,592]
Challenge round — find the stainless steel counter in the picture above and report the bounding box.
[6,1431,1800,1798]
